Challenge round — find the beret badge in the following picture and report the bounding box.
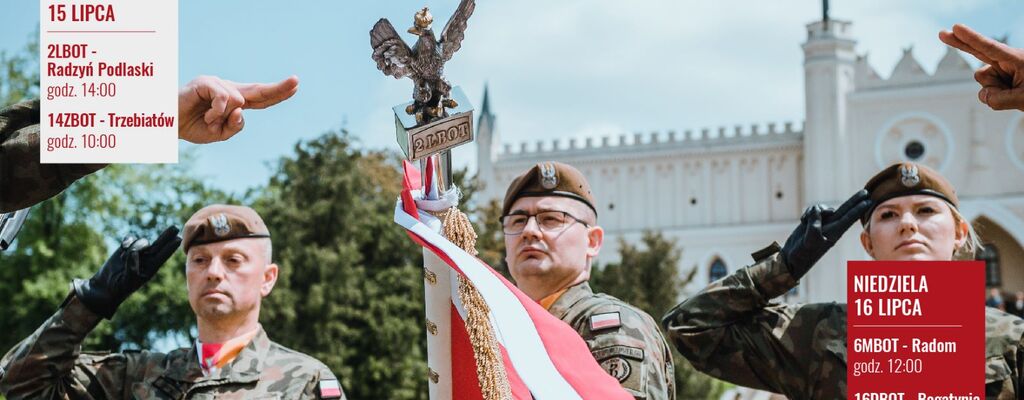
[540,162,557,189]
[899,164,920,187]
[210,213,231,237]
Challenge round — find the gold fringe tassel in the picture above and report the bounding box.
[434,206,511,400]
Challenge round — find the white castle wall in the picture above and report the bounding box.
[491,124,804,231]
[477,17,1024,304]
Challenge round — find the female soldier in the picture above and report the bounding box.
[662,162,1024,399]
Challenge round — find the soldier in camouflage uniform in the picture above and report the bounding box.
[663,162,1024,400]
[0,204,346,399]
[501,161,676,399]
[0,75,299,213]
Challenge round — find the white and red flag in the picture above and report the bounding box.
[394,160,632,400]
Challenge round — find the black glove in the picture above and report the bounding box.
[781,190,873,280]
[73,226,181,319]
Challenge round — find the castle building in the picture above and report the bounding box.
[476,16,1024,305]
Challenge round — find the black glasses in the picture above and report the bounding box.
[500,211,589,235]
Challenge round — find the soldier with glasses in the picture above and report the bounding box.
[500,161,676,400]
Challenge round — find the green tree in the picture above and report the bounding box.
[455,171,508,279]
[591,231,730,400]
[254,131,427,400]
[592,232,690,318]
[471,198,508,278]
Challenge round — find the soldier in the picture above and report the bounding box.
[663,162,1024,400]
[501,161,676,399]
[0,204,346,399]
[0,75,299,213]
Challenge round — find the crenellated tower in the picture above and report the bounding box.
[802,9,858,204]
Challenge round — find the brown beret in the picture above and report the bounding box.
[182,204,271,252]
[502,161,597,217]
[861,162,958,223]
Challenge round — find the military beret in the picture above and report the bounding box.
[861,162,958,224]
[502,161,597,217]
[182,204,270,252]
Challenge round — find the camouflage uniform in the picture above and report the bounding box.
[0,291,346,399]
[0,99,105,213]
[662,247,1024,400]
[550,282,676,400]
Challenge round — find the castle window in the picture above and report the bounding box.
[709,258,728,282]
[904,141,925,160]
[977,243,1001,286]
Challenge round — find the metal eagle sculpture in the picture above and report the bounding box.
[370,0,475,124]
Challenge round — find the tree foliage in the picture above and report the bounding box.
[470,198,509,279]
[254,132,428,399]
[591,231,730,400]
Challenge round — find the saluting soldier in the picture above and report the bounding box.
[0,75,298,213]
[0,204,346,399]
[663,162,1024,400]
[501,161,676,399]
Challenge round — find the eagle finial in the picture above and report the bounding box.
[371,0,476,124]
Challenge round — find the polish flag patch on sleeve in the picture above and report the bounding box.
[317,379,343,399]
[590,312,622,331]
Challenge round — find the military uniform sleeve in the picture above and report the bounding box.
[0,99,105,213]
[581,304,675,400]
[983,308,1024,400]
[1014,336,1024,400]
[301,363,346,400]
[661,250,843,396]
[0,290,131,399]
[989,333,1024,400]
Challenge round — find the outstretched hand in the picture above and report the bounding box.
[178,75,299,144]
[939,24,1024,111]
[781,190,874,280]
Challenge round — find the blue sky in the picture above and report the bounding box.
[4,1,1024,195]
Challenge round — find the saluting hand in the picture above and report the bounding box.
[939,24,1024,111]
[178,75,299,144]
[74,226,181,319]
[781,190,873,279]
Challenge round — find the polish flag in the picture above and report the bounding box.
[394,160,632,400]
[318,379,343,399]
[590,312,621,331]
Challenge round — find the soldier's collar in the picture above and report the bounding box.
[546,281,594,320]
[216,325,271,381]
[197,327,261,376]
[538,287,569,310]
[161,326,270,384]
